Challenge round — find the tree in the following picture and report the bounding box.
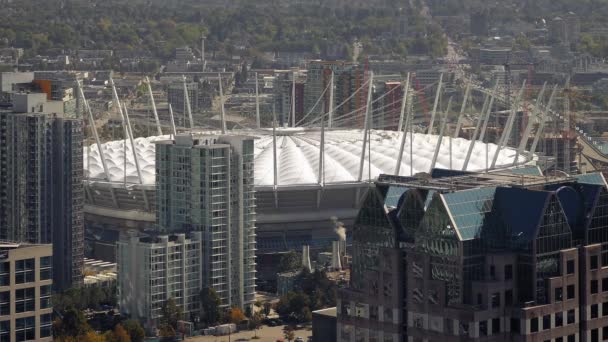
[278,250,301,273]
[283,325,296,342]
[263,302,272,317]
[80,331,106,342]
[113,324,132,342]
[160,298,182,331]
[53,307,90,338]
[249,312,263,338]
[229,307,246,324]
[200,287,222,326]
[122,320,145,342]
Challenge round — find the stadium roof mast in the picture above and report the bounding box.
[491,80,526,169]
[430,97,453,171]
[513,82,547,166]
[358,71,374,182]
[395,82,412,175]
[291,70,296,127]
[145,76,162,136]
[427,73,443,134]
[218,73,227,133]
[397,72,411,133]
[77,80,110,181]
[182,75,194,130]
[255,72,261,129]
[530,85,559,155]
[328,71,335,129]
[463,83,497,171]
[168,104,177,137]
[453,81,471,138]
[122,103,143,185]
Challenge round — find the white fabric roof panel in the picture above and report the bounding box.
[84,129,527,187]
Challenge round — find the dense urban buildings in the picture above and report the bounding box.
[338,169,608,342]
[0,105,83,291]
[0,243,53,342]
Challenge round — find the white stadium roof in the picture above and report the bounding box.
[84,129,529,187]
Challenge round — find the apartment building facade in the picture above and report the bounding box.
[155,134,256,309]
[0,243,53,342]
[0,110,83,291]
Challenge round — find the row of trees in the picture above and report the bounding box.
[53,307,144,342]
[0,0,445,61]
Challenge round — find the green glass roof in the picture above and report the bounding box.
[384,186,409,208]
[509,166,543,176]
[574,173,607,187]
[442,187,497,240]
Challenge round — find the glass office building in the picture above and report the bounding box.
[338,169,608,342]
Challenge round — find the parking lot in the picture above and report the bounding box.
[187,324,312,342]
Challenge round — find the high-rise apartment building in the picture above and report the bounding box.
[155,134,256,309]
[167,82,199,122]
[273,71,305,126]
[338,169,608,342]
[117,232,202,328]
[0,109,83,291]
[304,60,365,127]
[0,243,53,342]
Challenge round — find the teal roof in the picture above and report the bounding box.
[574,173,607,187]
[443,187,497,240]
[509,166,543,176]
[384,186,409,208]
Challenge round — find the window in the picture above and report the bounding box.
[40,256,51,281]
[15,259,34,284]
[491,293,500,308]
[40,313,52,338]
[510,318,520,334]
[0,263,8,286]
[490,265,495,279]
[555,287,563,301]
[0,320,8,342]
[603,277,608,292]
[593,280,599,294]
[592,329,599,342]
[505,264,513,280]
[568,335,576,342]
[567,259,575,274]
[604,301,608,316]
[15,316,35,342]
[592,255,599,270]
[15,288,34,313]
[477,293,482,305]
[40,285,51,309]
[479,320,487,336]
[543,315,551,330]
[557,338,563,342]
[555,312,563,327]
[0,292,8,316]
[531,317,539,333]
[592,304,599,319]
[567,285,575,299]
[492,318,500,334]
[603,326,608,341]
[505,290,513,306]
[567,309,575,324]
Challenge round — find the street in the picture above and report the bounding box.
[187,324,312,342]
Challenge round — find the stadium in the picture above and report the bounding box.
[83,127,535,257]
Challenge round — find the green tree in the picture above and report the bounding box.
[249,312,263,338]
[52,307,90,338]
[278,250,301,273]
[121,320,145,342]
[200,287,222,326]
[160,298,182,331]
[283,325,295,342]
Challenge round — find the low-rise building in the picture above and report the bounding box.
[0,243,53,342]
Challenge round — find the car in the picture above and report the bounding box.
[295,337,304,342]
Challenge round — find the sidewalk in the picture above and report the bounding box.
[187,324,312,342]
